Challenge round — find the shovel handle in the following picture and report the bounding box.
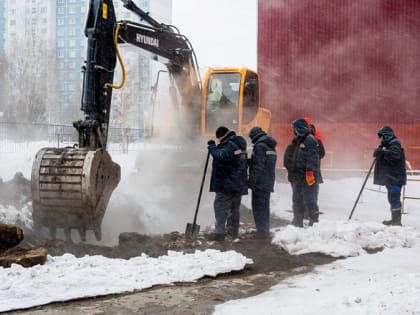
[348,159,376,220]
[192,150,211,224]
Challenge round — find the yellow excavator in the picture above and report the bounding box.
[31,0,271,241]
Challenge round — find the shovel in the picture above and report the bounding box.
[348,159,376,220]
[185,150,211,240]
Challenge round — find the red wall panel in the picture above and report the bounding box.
[258,0,420,168]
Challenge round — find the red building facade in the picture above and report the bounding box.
[258,0,420,169]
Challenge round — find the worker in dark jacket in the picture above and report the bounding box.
[207,126,248,241]
[283,118,321,227]
[248,126,277,239]
[373,126,406,226]
[303,117,325,218]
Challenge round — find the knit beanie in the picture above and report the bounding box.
[216,126,229,139]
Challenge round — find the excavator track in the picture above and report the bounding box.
[31,147,120,242]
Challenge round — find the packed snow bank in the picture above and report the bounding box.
[0,249,252,312]
[271,220,420,257]
[214,247,420,315]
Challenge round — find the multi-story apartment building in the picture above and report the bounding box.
[56,0,172,129]
[2,0,172,129]
[55,0,88,123]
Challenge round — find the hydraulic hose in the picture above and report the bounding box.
[106,23,126,89]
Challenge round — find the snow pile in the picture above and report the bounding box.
[214,247,420,315]
[0,249,252,312]
[272,220,420,257]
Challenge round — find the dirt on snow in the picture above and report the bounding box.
[1,174,338,314]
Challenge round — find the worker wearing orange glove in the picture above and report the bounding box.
[283,118,321,227]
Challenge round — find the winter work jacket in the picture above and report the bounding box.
[209,131,248,194]
[249,134,277,192]
[373,135,407,186]
[283,134,321,184]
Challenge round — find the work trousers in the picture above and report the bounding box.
[251,189,271,237]
[291,181,319,227]
[386,185,402,211]
[214,192,241,237]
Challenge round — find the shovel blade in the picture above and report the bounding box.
[185,223,200,240]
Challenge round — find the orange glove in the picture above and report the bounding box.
[306,171,315,186]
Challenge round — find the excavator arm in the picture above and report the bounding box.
[116,0,203,130]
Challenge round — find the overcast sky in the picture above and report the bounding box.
[172,0,257,70]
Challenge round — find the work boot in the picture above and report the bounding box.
[206,233,225,242]
[291,205,304,227]
[308,207,319,226]
[382,210,402,226]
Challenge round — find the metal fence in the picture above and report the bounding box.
[0,122,146,153]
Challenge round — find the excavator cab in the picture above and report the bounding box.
[201,68,271,136]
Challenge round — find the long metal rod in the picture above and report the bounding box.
[192,150,211,225]
[348,159,376,220]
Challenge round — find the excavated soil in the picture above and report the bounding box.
[6,207,337,315]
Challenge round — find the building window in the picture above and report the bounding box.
[41,7,48,14]
[42,18,48,24]
[10,9,16,15]
[57,18,64,26]
[10,20,16,26]
[69,50,77,58]
[69,39,76,47]
[57,50,65,58]
[57,7,65,15]
[69,62,76,69]
[57,40,65,48]
[57,0,65,4]
[32,7,37,14]
[68,28,76,36]
[69,17,76,25]
[58,62,65,69]
[69,6,76,14]
[57,29,65,36]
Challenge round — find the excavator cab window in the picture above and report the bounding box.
[242,71,259,125]
[205,72,240,132]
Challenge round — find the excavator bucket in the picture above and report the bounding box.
[31,147,120,242]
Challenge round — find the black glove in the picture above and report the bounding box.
[373,147,384,158]
[208,139,216,146]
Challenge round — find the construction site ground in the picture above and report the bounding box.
[6,206,337,315]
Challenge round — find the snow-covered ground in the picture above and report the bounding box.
[1,140,420,314]
[0,250,251,313]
